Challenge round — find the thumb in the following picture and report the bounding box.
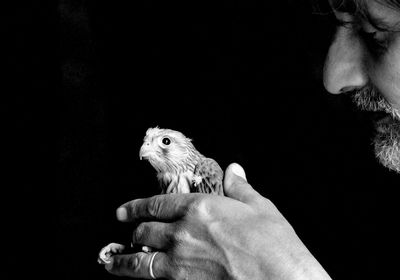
[223,163,259,205]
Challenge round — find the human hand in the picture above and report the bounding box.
[104,163,332,280]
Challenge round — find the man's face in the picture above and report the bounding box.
[324,0,400,172]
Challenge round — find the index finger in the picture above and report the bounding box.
[116,193,200,222]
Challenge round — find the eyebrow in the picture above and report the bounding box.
[332,0,400,32]
[363,10,400,32]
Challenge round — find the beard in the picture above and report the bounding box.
[351,85,400,173]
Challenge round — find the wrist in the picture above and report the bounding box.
[254,223,332,280]
[275,233,332,280]
[288,251,332,280]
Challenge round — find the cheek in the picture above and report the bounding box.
[161,146,170,158]
[369,44,400,109]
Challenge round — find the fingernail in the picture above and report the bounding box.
[231,163,247,180]
[116,207,127,221]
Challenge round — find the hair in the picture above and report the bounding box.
[350,0,400,17]
[312,0,400,15]
[379,0,400,8]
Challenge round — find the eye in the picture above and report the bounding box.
[162,137,171,145]
[359,30,388,53]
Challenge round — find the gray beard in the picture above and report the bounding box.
[351,85,400,173]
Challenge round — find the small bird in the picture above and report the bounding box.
[139,127,224,195]
[98,127,224,264]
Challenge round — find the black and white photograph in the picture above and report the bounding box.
[5,0,399,279]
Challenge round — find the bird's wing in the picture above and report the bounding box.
[192,157,224,195]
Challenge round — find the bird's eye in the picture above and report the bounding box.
[162,138,171,145]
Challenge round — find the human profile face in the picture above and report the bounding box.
[323,0,400,172]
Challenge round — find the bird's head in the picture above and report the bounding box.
[139,127,199,174]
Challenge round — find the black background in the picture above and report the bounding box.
[5,1,398,279]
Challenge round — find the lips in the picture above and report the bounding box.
[370,111,389,123]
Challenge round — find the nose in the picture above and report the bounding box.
[323,27,368,94]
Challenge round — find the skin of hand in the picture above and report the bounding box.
[105,163,332,280]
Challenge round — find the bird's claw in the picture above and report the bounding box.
[98,243,126,264]
[142,245,153,253]
[98,243,155,264]
[193,175,203,186]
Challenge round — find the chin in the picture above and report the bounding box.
[373,115,400,173]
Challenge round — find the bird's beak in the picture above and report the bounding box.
[139,146,145,160]
[139,144,149,160]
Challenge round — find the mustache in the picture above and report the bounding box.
[350,84,400,121]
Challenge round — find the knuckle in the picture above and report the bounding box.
[133,224,147,243]
[147,196,162,218]
[126,254,141,272]
[164,225,176,245]
[163,256,176,279]
[127,199,140,215]
[172,227,190,245]
[230,180,242,190]
[232,180,253,193]
[174,267,189,280]
[189,197,212,219]
[107,254,140,274]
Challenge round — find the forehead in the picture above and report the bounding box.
[145,128,182,140]
[329,0,399,8]
[145,128,165,139]
[369,1,400,27]
[329,0,400,30]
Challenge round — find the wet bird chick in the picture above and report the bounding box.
[98,127,224,265]
[139,127,224,195]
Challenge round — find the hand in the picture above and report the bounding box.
[104,163,332,280]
